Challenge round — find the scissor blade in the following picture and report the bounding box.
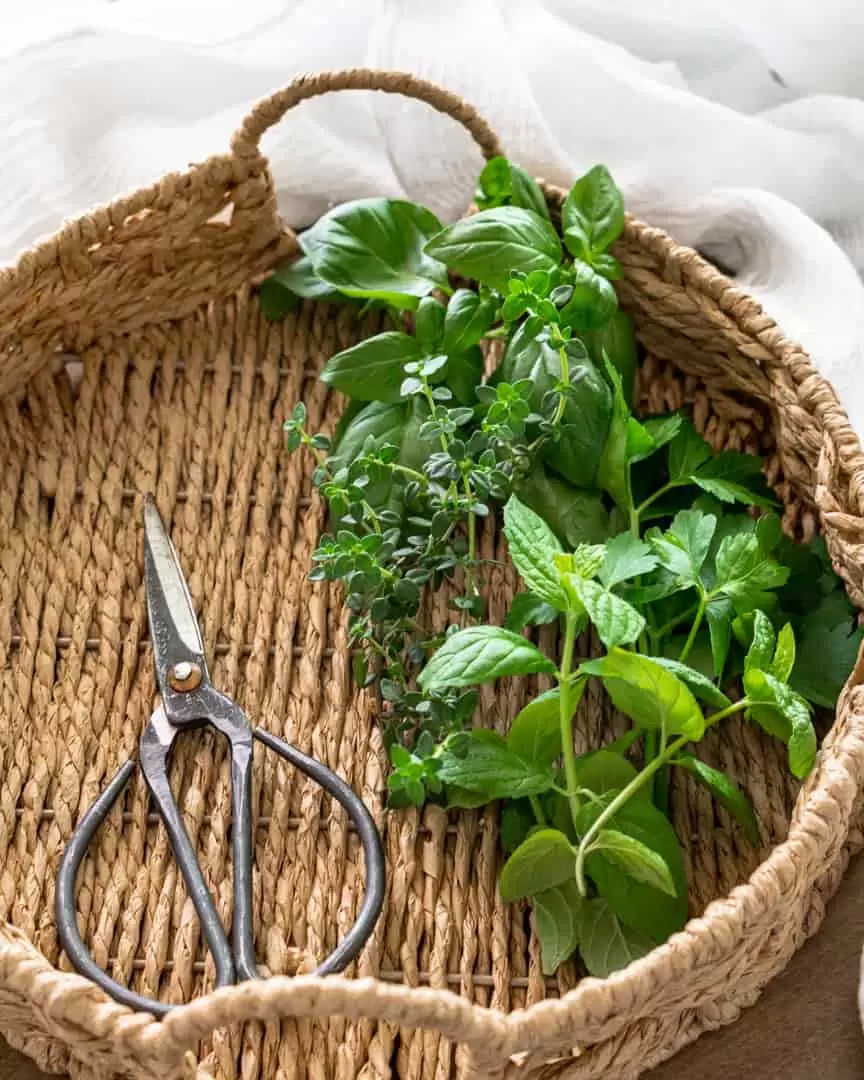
[143,496,207,677]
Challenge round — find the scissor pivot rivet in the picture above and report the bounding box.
[168,661,202,692]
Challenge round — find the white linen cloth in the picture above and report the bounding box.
[3,0,864,432]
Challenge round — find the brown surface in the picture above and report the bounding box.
[2,854,864,1080]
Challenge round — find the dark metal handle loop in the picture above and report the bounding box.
[56,731,385,1016]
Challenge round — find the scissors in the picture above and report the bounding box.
[56,496,385,1016]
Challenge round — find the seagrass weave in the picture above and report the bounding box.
[2,69,864,1080]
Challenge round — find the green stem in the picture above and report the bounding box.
[559,612,582,838]
[361,501,382,533]
[635,481,679,519]
[550,345,572,430]
[574,699,749,893]
[651,603,700,644]
[529,795,547,827]
[389,462,428,485]
[679,590,706,664]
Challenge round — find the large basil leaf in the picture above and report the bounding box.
[425,207,562,291]
[500,323,612,487]
[582,310,637,405]
[562,165,625,260]
[443,289,498,354]
[321,331,423,402]
[302,198,448,309]
[514,467,611,549]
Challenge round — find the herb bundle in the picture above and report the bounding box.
[266,157,862,977]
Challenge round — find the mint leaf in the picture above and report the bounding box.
[743,669,817,778]
[306,198,448,309]
[573,579,646,648]
[771,623,796,683]
[649,657,731,710]
[419,626,556,690]
[714,533,789,613]
[446,786,494,809]
[581,648,704,738]
[674,754,759,845]
[668,418,712,481]
[438,736,555,801]
[321,332,423,402]
[573,749,651,802]
[592,829,677,896]
[532,881,584,975]
[499,829,576,902]
[579,797,688,943]
[562,165,625,260]
[503,496,567,610]
[576,898,655,978]
[745,610,776,673]
[692,451,776,509]
[442,289,498,354]
[599,533,658,589]
[507,687,570,766]
[425,207,562,291]
[504,592,560,633]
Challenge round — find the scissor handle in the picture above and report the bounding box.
[56,726,385,1017]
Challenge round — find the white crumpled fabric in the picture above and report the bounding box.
[4,0,864,432]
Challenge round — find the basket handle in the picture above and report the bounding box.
[229,68,504,165]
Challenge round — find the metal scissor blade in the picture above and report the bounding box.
[143,495,208,687]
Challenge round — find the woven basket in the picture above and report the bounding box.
[2,68,864,1080]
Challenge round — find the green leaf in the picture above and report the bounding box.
[572,579,646,648]
[576,898,656,978]
[650,510,717,586]
[259,277,302,319]
[579,796,688,942]
[515,468,611,549]
[745,610,776,673]
[583,310,637,406]
[599,533,659,589]
[580,648,704,738]
[269,254,340,300]
[503,495,568,610]
[504,592,560,633]
[500,325,613,488]
[668,419,712,481]
[562,165,625,259]
[674,754,759,845]
[625,417,656,463]
[789,611,862,708]
[596,357,630,512]
[635,413,684,461]
[559,262,618,331]
[501,800,537,853]
[573,749,651,802]
[475,156,552,221]
[419,626,557,690]
[445,345,485,406]
[706,598,734,679]
[415,296,446,348]
[303,197,448,309]
[563,545,608,580]
[442,289,498,353]
[592,829,677,896]
[532,882,584,975]
[438,735,555,801]
[692,452,776,509]
[714,533,789,613]
[425,207,562,291]
[499,829,577,902]
[321,332,423,402]
[771,623,796,683]
[743,669,817,778]
[649,657,731,710]
[507,688,565,766]
[446,786,495,809]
